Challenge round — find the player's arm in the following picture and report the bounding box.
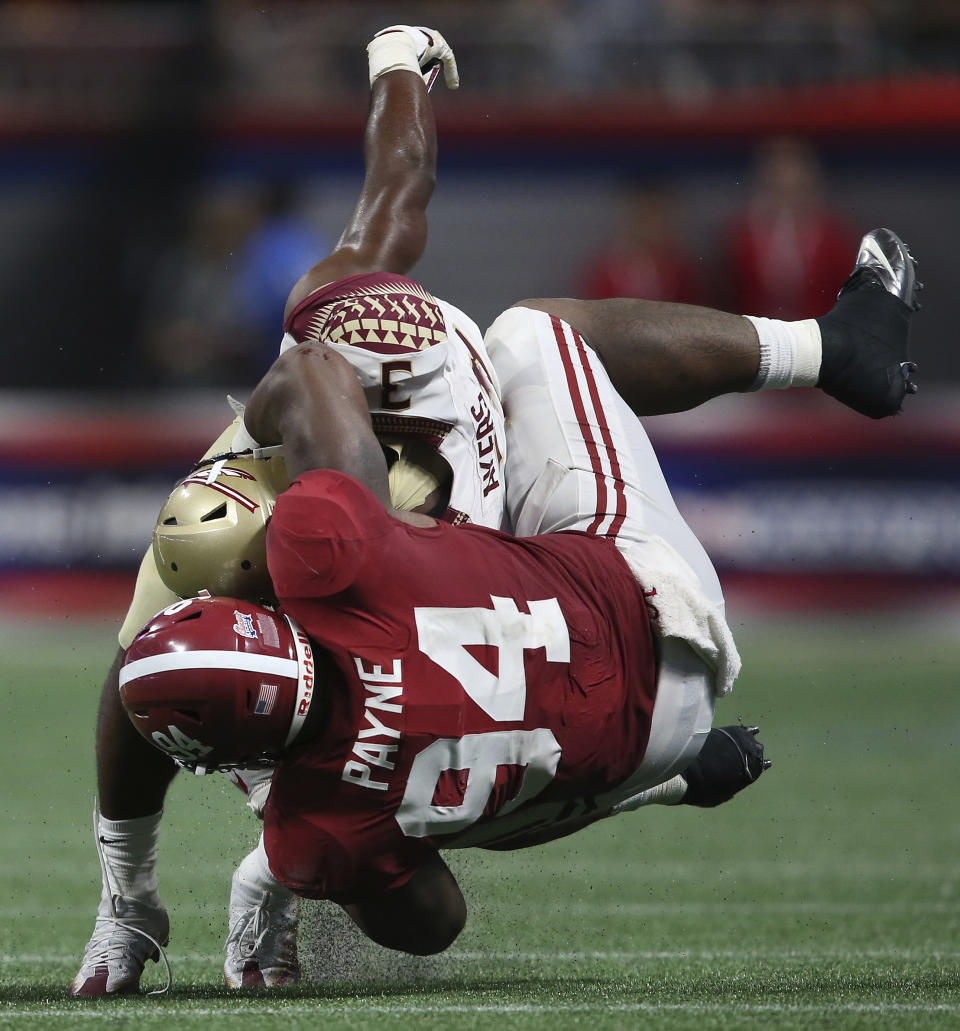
[284,27,459,317]
[243,341,436,528]
[244,342,392,504]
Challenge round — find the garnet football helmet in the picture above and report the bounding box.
[119,594,319,772]
[152,454,289,601]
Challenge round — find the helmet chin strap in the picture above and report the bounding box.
[174,757,215,776]
[190,444,285,475]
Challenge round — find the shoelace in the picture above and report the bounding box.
[92,801,172,995]
[81,916,172,994]
[226,895,272,960]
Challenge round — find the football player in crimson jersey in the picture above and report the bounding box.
[71,25,501,998]
[72,18,921,996]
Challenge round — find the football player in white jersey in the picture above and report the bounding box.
[71,22,920,997]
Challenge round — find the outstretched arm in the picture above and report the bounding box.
[284,27,458,317]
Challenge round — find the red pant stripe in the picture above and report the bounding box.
[568,324,628,539]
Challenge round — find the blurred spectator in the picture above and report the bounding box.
[141,179,328,387]
[231,178,330,372]
[576,179,701,303]
[721,137,858,319]
[553,0,667,93]
[142,185,261,388]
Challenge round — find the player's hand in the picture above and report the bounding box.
[367,25,460,91]
[680,725,771,808]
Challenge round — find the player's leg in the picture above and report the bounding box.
[515,227,920,420]
[610,723,770,813]
[485,308,730,795]
[71,422,242,998]
[344,852,466,955]
[511,296,759,415]
[485,305,724,607]
[224,838,300,988]
[224,836,464,975]
[69,552,180,997]
[486,312,772,819]
[102,549,184,818]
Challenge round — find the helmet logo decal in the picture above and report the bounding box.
[199,460,256,485]
[233,611,258,639]
[283,617,317,747]
[151,724,214,761]
[296,633,315,716]
[182,466,261,513]
[256,614,280,649]
[254,683,278,716]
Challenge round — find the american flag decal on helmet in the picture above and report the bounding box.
[254,683,278,716]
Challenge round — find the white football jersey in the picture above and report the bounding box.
[282,272,506,530]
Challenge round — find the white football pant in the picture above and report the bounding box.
[484,305,731,789]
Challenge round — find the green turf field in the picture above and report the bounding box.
[2,611,958,1030]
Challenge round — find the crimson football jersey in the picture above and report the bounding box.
[263,469,657,903]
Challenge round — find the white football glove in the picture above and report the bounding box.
[367,25,459,91]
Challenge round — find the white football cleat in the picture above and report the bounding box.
[224,868,300,989]
[69,896,170,997]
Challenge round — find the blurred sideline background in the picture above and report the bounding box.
[1,0,958,622]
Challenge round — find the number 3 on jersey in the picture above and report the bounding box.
[396,596,570,839]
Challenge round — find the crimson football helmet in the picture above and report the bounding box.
[119,594,319,772]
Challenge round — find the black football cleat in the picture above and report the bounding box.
[816,228,922,419]
[680,724,771,808]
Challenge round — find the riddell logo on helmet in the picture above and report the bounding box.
[297,630,315,715]
[233,611,258,639]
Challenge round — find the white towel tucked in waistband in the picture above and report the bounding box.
[615,538,741,697]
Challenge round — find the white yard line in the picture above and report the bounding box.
[6,897,957,922]
[7,946,960,965]
[2,1002,959,1018]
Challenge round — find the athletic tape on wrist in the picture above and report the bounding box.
[367,32,421,86]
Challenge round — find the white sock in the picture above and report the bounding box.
[235,834,285,896]
[611,774,688,815]
[97,810,163,907]
[744,315,822,390]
